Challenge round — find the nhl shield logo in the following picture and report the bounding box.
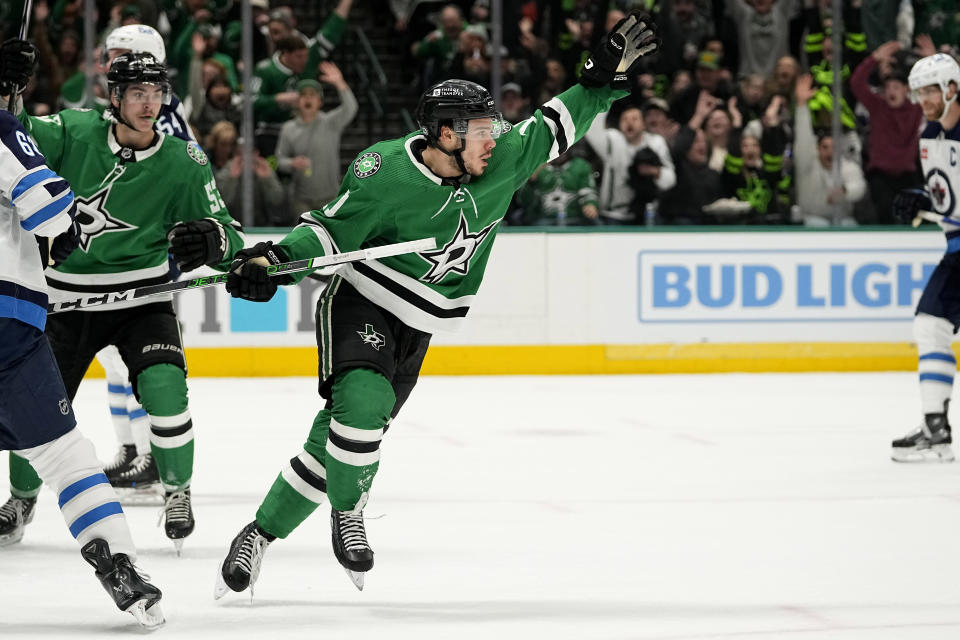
[59,398,70,415]
[354,152,381,179]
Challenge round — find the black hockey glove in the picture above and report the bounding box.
[579,11,660,91]
[892,188,932,224]
[168,218,227,272]
[0,38,38,96]
[225,241,293,302]
[36,205,81,268]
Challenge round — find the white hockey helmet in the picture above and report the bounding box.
[908,53,960,119]
[104,24,166,64]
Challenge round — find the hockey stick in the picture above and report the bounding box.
[911,209,960,228]
[19,0,33,40]
[47,237,437,313]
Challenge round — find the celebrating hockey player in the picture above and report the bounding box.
[0,44,245,552]
[891,53,960,463]
[0,50,163,626]
[216,12,659,596]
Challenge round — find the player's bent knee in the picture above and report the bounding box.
[16,428,102,490]
[914,313,955,350]
[135,363,188,416]
[330,368,395,431]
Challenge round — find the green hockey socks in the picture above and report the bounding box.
[137,364,193,491]
[256,368,394,538]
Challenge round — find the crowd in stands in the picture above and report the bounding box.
[3,0,959,227]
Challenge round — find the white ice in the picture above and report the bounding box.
[3,373,960,639]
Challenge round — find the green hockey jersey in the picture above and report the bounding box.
[19,109,244,309]
[277,83,624,333]
[517,156,598,225]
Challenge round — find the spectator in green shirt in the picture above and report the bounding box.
[410,4,466,87]
[252,0,353,128]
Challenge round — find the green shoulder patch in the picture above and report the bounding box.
[186,142,208,166]
[353,152,382,179]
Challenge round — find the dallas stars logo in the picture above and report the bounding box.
[420,211,497,284]
[74,187,137,252]
[356,323,386,351]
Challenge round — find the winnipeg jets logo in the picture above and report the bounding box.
[356,323,386,351]
[73,187,137,252]
[926,168,955,215]
[420,211,497,284]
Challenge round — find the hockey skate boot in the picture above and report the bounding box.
[0,495,37,546]
[331,501,374,591]
[103,444,137,477]
[111,454,162,505]
[214,520,275,599]
[81,538,164,628]
[109,453,159,489]
[892,413,955,462]
[159,489,194,554]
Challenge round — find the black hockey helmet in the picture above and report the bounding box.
[415,79,509,145]
[107,52,171,106]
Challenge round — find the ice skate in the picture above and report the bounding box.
[0,496,37,546]
[892,414,955,462]
[103,444,137,476]
[214,520,275,600]
[331,502,374,591]
[158,489,194,554]
[80,538,164,629]
[111,453,163,505]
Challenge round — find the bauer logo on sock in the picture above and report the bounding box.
[353,152,381,179]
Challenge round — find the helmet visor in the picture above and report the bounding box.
[119,82,172,106]
[452,114,511,141]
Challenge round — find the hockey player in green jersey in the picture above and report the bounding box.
[0,51,245,552]
[215,12,659,596]
[516,147,600,225]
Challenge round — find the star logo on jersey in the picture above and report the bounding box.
[420,211,497,284]
[543,186,574,215]
[356,323,386,351]
[73,187,137,252]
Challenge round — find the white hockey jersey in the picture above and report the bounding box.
[0,110,76,330]
[919,120,960,252]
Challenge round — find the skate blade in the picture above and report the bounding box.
[0,529,24,547]
[891,444,956,463]
[126,599,165,629]
[214,565,255,601]
[114,487,164,506]
[214,567,230,600]
[344,568,365,591]
[173,539,184,557]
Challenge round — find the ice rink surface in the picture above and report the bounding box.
[2,372,960,639]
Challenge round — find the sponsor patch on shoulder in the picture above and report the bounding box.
[186,141,208,166]
[353,152,381,179]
